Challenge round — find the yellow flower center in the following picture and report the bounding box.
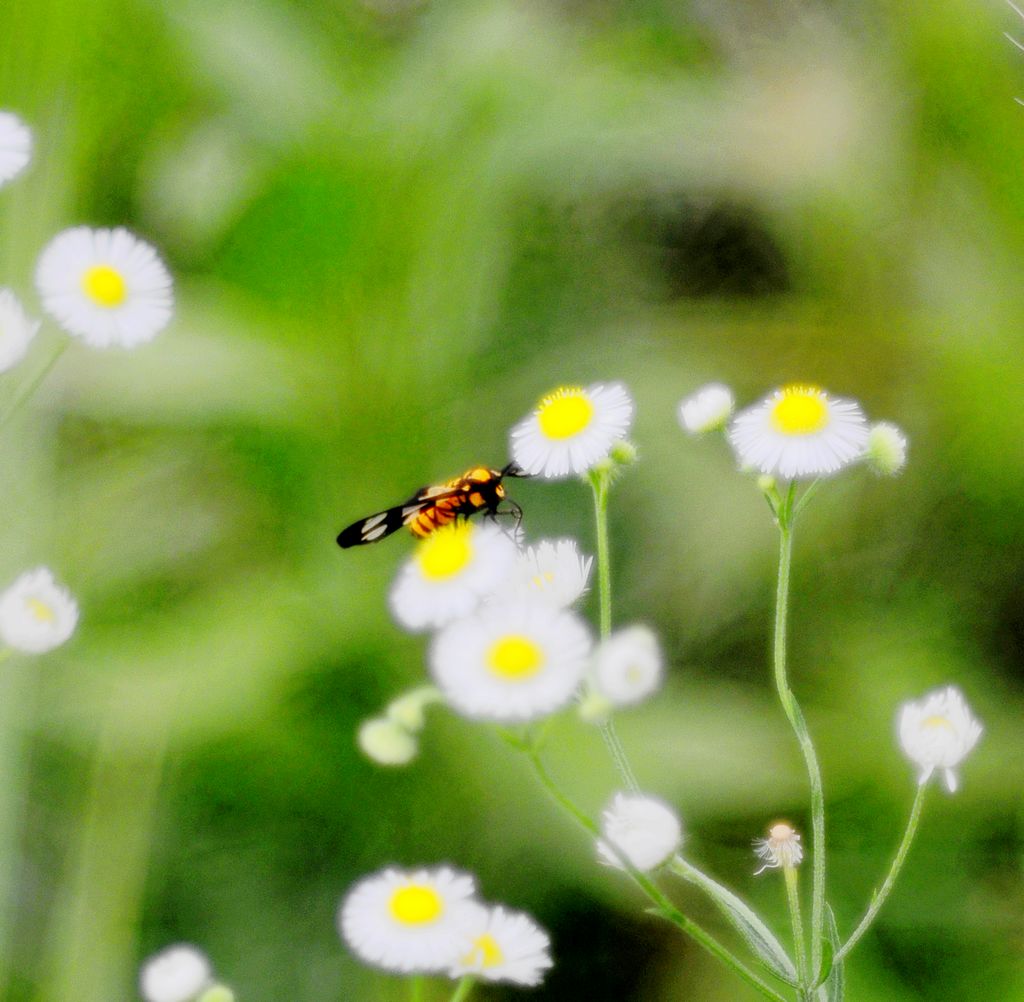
[464,933,505,968]
[81,264,128,308]
[923,715,953,730]
[487,635,544,680]
[530,571,556,590]
[769,386,829,436]
[416,523,473,580]
[389,884,443,925]
[537,387,594,440]
[27,598,55,623]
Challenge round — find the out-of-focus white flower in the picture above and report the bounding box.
[0,567,78,653]
[357,717,418,766]
[728,385,868,479]
[898,685,982,793]
[0,289,39,373]
[510,383,634,479]
[451,904,553,986]
[0,112,31,188]
[597,793,682,872]
[594,625,663,707]
[35,226,173,348]
[389,521,517,632]
[505,538,592,608]
[678,383,734,434]
[753,822,803,875]
[339,866,482,973]
[865,421,908,476]
[429,599,591,722]
[139,944,213,1002]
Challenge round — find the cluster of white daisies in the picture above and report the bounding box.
[0,110,174,364]
[678,381,907,479]
[340,866,552,986]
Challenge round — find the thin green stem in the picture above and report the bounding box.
[0,341,67,434]
[834,783,928,963]
[783,867,808,989]
[588,470,640,792]
[773,513,827,977]
[447,977,475,1002]
[409,975,425,1002]
[525,749,788,1002]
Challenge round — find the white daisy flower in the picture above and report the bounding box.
[678,383,735,434]
[753,822,803,875]
[597,793,682,872]
[510,383,634,479]
[505,538,592,608]
[451,904,553,986]
[139,944,213,1002]
[357,717,418,767]
[865,421,908,476]
[898,685,982,793]
[429,599,591,722]
[727,384,869,479]
[0,112,31,188]
[593,625,663,707]
[35,226,173,348]
[0,567,78,654]
[339,866,482,974]
[0,289,39,373]
[389,521,518,632]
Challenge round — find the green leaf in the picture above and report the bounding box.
[814,930,834,988]
[816,905,844,1002]
[669,859,798,986]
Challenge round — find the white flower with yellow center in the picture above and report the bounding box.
[865,421,908,476]
[505,538,592,608]
[429,599,591,722]
[339,866,481,973]
[0,112,31,188]
[0,567,78,654]
[357,717,418,766]
[898,685,982,793]
[754,822,803,875]
[594,624,663,707]
[139,944,213,1002]
[35,226,173,348]
[451,905,553,986]
[728,384,868,479]
[0,289,39,373]
[597,793,682,872]
[678,383,735,434]
[510,383,634,479]
[389,521,517,632]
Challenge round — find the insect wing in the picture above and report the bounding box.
[336,487,471,548]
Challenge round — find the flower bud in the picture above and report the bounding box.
[357,717,418,766]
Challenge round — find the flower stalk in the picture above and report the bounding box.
[772,486,828,977]
[588,467,640,792]
[834,782,928,963]
[448,976,476,1002]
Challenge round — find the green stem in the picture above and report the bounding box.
[447,977,475,1002]
[409,975,425,1002]
[588,470,639,792]
[773,509,827,977]
[0,341,67,434]
[783,866,808,990]
[526,750,788,1002]
[833,783,928,964]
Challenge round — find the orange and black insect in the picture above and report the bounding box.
[336,462,529,548]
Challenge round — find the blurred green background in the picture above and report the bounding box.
[0,0,1022,998]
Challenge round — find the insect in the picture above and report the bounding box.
[336,462,529,548]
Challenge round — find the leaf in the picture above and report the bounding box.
[814,929,834,987]
[816,905,845,1002]
[669,859,798,986]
